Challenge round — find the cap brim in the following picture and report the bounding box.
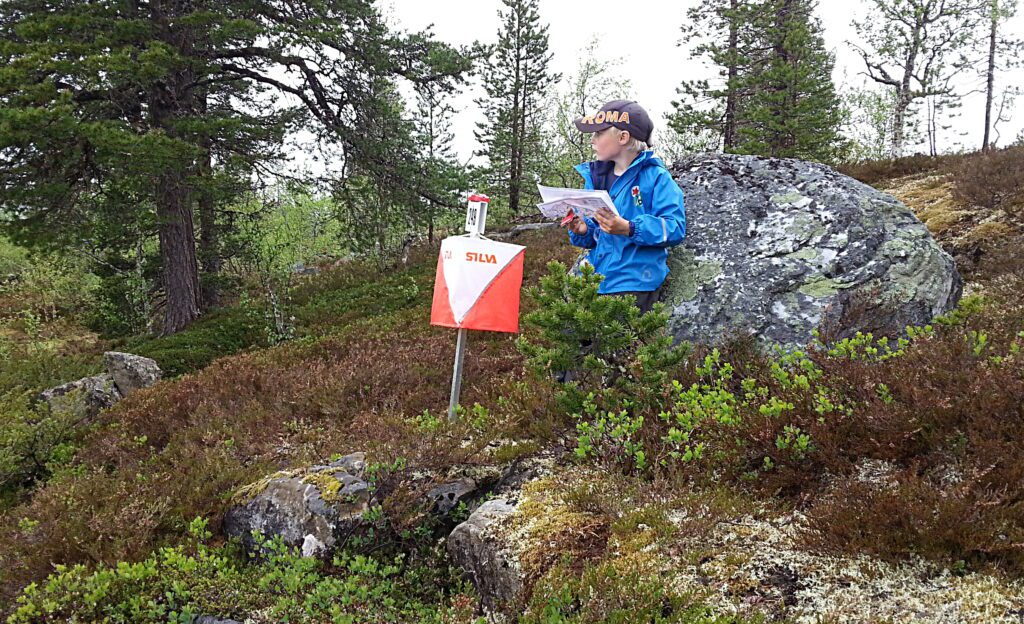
[573,117,612,133]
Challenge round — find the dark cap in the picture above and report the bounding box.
[573,99,654,146]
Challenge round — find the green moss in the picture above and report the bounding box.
[523,554,762,623]
[491,440,542,464]
[610,505,678,555]
[229,467,303,505]
[507,473,613,584]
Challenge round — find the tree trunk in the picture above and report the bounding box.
[891,95,909,159]
[508,6,524,218]
[982,1,998,151]
[148,0,203,334]
[157,170,202,334]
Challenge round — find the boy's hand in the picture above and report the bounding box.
[594,207,630,236]
[561,209,588,235]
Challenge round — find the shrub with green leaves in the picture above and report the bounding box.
[0,240,101,328]
[516,260,690,416]
[7,517,479,623]
[0,339,100,397]
[0,392,80,499]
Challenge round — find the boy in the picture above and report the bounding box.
[560,99,687,315]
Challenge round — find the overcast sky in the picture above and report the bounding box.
[373,0,1024,164]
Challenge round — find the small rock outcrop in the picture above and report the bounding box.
[443,451,561,618]
[223,452,490,558]
[36,351,162,420]
[574,153,962,349]
[446,498,525,613]
[223,452,371,557]
[36,374,122,420]
[103,351,162,397]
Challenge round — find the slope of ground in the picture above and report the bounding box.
[3,162,1024,622]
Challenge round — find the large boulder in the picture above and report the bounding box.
[575,153,962,349]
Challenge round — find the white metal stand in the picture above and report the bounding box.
[447,327,468,421]
[447,193,490,421]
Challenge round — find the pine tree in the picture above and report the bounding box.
[0,0,470,334]
[474,0,560,218]
[734,0,847,163]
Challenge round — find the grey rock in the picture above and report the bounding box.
[291,261,320,276]
[223,451,484,558]
[102,351,162,397]
[190,617,242,624]
[575,153,962,350]
[36,374,121,422]
[328,452,367,474]
[222,452,371,557]
[446,498,524,614]
[427,477,478,515]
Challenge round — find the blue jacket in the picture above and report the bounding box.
[568,150,687,293]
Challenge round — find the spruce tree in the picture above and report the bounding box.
[474,0,560,218]
[671,0,845,163]
[734,0,847,163]
[414,77,469,243]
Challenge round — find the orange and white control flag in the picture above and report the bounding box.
[430,236,525,333]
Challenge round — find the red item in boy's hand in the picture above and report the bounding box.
[560,210,576,227]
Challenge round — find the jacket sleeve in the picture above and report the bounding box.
[568,216,600,248]
[628,169,686,247]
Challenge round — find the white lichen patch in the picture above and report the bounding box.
[664,511,1024,623]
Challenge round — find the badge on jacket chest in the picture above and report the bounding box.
[631,185,643,208]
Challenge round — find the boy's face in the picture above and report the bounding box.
[590,125,630,161]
